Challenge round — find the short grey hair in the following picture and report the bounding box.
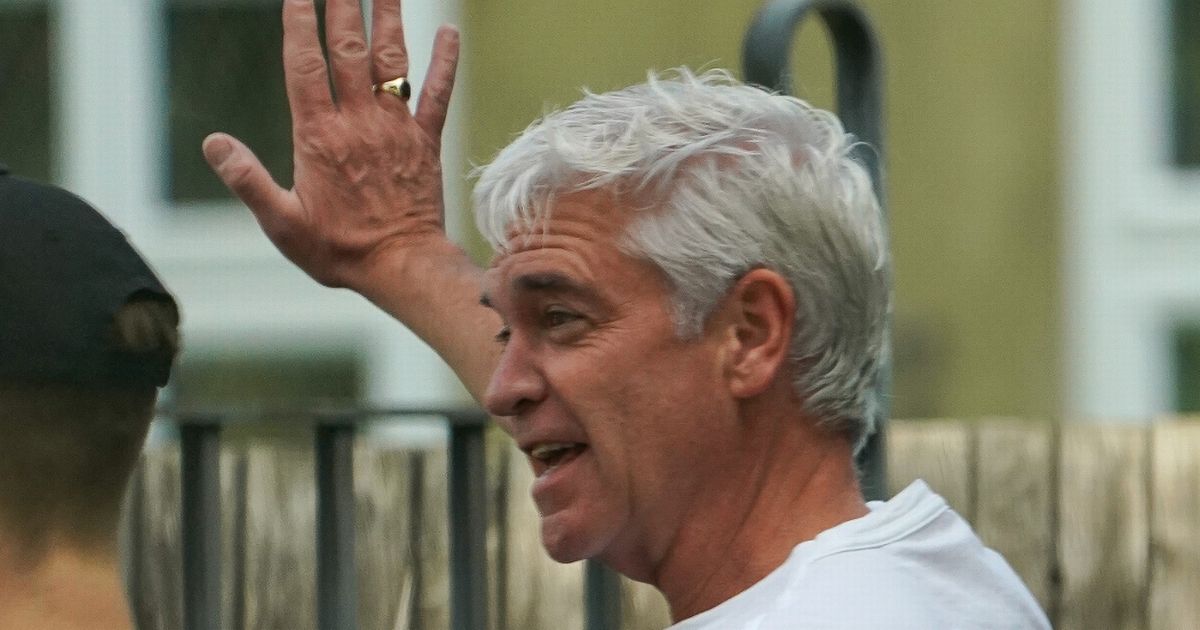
[473,68,889,450]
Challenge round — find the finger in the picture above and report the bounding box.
[370,0,410,83]
[325,0,372,107]
[414,25,461,143]
[283,0,335,120]
[202,133,297,227]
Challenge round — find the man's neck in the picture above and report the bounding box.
[646,398,869,622]
[0,543,133,630]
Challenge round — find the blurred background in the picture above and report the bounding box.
[3,0,1198,425]
[1,0,1198,425]
[4,1,1200,628]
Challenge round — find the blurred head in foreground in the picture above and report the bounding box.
[0,164,178,628]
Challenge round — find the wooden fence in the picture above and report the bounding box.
[121,418,1200,630]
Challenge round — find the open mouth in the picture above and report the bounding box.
[528,442,588,476]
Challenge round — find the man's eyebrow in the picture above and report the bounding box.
[513,272,598,299]
[480,272,601,310]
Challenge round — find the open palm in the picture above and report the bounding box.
[203,0,460,290]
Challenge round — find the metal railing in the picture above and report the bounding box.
[170,408,491,630]
[742,0,889,502]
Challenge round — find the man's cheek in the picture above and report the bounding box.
[493,416,517,437]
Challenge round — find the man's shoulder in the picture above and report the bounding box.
[754,484,1052,629]
[736,541,1051,629]
[675,482,1052,629]
[758,550,950,627]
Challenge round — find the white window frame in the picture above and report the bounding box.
[1063,0,1200,419]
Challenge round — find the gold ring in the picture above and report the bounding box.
[373,76,411,101]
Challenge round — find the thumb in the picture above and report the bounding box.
[202,133,294,221]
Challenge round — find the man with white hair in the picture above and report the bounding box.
[203,0,1050,626]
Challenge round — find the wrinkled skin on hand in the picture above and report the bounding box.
[203,0,460,290]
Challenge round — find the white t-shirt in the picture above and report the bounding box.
[668,480,1051,629]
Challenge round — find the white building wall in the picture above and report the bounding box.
[1063,0,1200,419]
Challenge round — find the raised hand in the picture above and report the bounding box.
[204,0,500,400]
[202,0,460,291]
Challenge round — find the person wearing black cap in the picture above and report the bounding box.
[0,164,179,630]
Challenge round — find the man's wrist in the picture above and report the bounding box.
[349,236,479,306]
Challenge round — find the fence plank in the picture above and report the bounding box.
[502,442,585,630]
[621,578,672,630]
[221,446,246,630]
[1149,420,1200,630]
[486,428,511,630]
[414,447,451,630]
[973,419,1055,612]
[119,457,143,620]
[134,445,183,630]
[886,419,975,520]
[354,445,416,630]
[1057,424,1148,630]
[242,443,317,630]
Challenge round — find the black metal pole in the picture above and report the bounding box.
[180,422,222,630]
[448,414,490,630]
[315,423,358,630]
[742,0,889,501]
[585,560,623,630]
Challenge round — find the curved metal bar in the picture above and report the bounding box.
[742,0,883,182]
[742,0,889,500]
[448,418,490,630]
[585,560,623,630]
[180,423,222,630]
[316,423,357,630]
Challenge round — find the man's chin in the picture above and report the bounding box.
[541,542,589,564]
[541,524,656,583]
[539,514,608,563]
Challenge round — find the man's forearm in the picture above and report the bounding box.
[352,239,500,403]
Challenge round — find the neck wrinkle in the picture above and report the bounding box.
[650,409,867,623]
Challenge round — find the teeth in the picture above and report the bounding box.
[531,442,576,461]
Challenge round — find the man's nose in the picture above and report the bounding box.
[483,339,546,417]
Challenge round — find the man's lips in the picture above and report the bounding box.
[524,441,589,477]
[526,442,591,514]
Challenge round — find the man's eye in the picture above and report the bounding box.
[494,326,512,345]
[544,309,580,328]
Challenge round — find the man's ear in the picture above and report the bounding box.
[718,268,795,399]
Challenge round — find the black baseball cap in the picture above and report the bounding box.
[0,163,177,387]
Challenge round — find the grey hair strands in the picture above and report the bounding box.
[472,68,890,451]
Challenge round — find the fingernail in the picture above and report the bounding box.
[204,136,233,166]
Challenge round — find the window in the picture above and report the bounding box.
[1171,0,1200,166]
[165,351,362,440]
[171,352,362,409]
[1173,324,1200,413]
[166,0,312,202]
[0,2,52,181]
